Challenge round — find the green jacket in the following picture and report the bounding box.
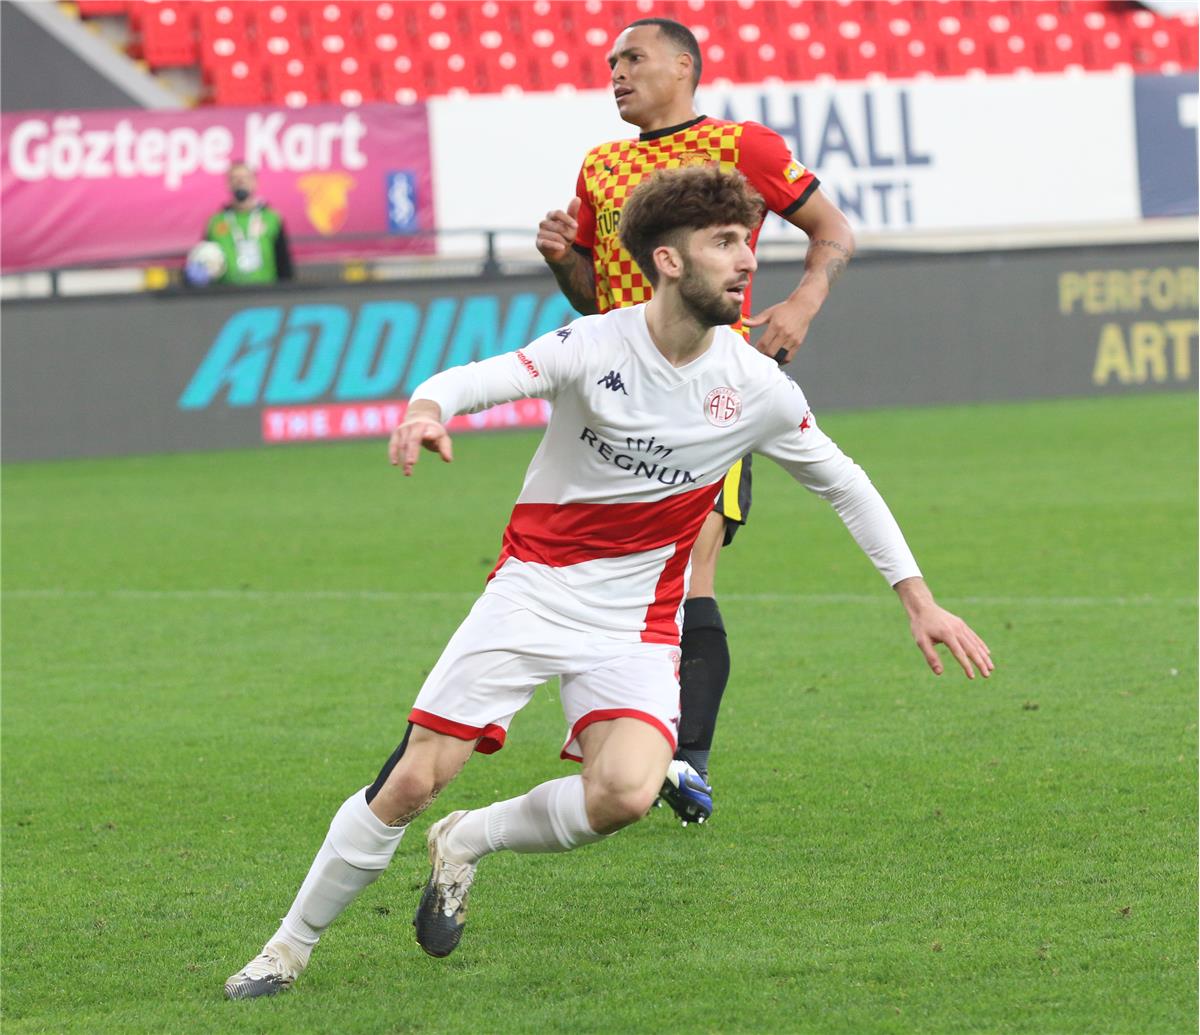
[205,204,294,285]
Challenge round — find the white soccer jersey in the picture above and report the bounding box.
[411,304,920,643]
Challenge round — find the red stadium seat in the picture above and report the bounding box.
[130,1,198,68]
[265,52,321,103]
[196,1,252,50]
[977,9,1035,74]
[164,0,1197,105]
[323,53,377,105]
[307,1,363,61]
[883,11,936,79]
[257,2,306,59]
[361,0,410,37]
[77,0,130,15]
[198,6,254,76]
[837,19,890,80]
[1128,8,1190,72]
[571,0,627,51]
[476,46,531,95]
[210,57,268,105]
[428,49,480,95]
[377,52,428,103]
[412,0,471,44]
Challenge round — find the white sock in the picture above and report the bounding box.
[443,775,603,863]
[270,787,405,964]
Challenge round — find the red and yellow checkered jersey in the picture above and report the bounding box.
[572,115,819,324]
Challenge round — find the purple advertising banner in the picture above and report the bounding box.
[0,103,433,272]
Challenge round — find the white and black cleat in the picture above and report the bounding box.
[224,942,304,1000]
[413,810,477,958]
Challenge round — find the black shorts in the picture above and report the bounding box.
[712,453,752,546]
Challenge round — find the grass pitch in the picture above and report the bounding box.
[2,392,1196,1034]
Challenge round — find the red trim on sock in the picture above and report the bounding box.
[409,708,507,754]
[559,707,677,762]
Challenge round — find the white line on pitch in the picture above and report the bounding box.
[2,589,1195,607]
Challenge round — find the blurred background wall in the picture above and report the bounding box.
[1,0,1195,459]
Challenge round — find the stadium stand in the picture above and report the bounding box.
[68,0,1200,105]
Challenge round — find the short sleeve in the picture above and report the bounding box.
[737,121,820,218]
[573,163,596,252]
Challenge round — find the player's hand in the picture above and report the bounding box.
[389,417,453,476]
[894,576,993,679]
[744,296,817,365]
[909,605,994,680]
[536,197,581,267]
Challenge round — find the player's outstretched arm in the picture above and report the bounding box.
[388,400,453,477]
[536,198,599,316]
[894,576,993,680]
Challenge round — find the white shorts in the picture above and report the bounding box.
[409,591,681,762]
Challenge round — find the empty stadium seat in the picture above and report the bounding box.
[128,1,197,68]
[323,53,377,105]
[73,0,1200,105]
[210,57,268,105]
[77,0,130,16]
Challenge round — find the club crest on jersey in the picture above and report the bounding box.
[704,387,742,427]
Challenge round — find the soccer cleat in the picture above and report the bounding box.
[413,810,476,958]
[223,942,304,1000]
[658,760,714,826]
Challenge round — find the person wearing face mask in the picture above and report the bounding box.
[191,161,294,286]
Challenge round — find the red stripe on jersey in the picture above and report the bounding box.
[559,707,678,762]
[487,481,722,642]
[409,708,507,754]
[487,482,720,643]
[642,542,693,643]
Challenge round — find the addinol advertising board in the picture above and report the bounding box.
[3,243,1195,462]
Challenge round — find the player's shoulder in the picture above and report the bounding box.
[581,136,636,167]
[545,306,637,345]
[714,327,777,376]
[730,119,787,150]
[715,329,805,394]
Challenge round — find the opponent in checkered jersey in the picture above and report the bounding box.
[225,167,989,996]
[536,17,856,820]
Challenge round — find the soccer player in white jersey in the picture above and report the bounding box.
[225,166,992,999]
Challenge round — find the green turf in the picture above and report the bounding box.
[3,392,1196,1034]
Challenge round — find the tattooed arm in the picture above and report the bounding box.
[536,199,601,316]
[547,248,601,317]
[745,188,856,363]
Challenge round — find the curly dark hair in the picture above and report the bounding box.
[617,165,765,286]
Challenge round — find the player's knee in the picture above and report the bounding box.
[585,775,659,832]
[377,763,440,815]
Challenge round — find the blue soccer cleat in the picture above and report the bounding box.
[658,760,713,826]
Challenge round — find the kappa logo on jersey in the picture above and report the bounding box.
[597,370,628,394]
[799,409,813,432]
[555,327,573,341]
[703,387,742,427]
[516,350,540,379]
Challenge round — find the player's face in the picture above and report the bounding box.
[676,225,757,326]
[607,26,691,126]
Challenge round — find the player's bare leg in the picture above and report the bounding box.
[417,718,671,957]
[225,727,474,999]
[659,509,727,823]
